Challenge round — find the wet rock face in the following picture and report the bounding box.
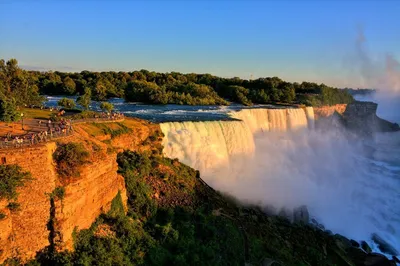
[372,233,399,256]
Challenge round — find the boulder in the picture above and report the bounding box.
[372,234,399,256]
[346,247,368,265]
[335,234,352,251]
[293,205,309,224]
[361,241,373,253]
[350,239,360,248]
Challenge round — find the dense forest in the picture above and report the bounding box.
[1,58,353,112]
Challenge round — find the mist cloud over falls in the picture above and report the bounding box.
[347,27,400,124]
[348,27,400,95]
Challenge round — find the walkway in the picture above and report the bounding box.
[0,117,125,150]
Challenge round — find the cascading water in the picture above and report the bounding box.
[160,106,400,256]
[160,120,255,185]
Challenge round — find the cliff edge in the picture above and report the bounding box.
[0,118,161,263]
[314,101,399,135]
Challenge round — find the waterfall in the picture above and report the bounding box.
[160,120,255,184]
[160,105,400,255]
[160,107,313,183]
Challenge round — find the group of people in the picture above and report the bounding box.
[95,112,125,120]
[1,119,74,149]
[0,111,125,149]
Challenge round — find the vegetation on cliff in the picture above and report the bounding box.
[0,59,354,112]
[0,165,31,221]
[0,164,32,201]
[53,143,89,181]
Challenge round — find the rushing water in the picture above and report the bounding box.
[46,95,400,256]
[45,96,286,122]
[160,107,400,257]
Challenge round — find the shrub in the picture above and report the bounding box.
[50,186,65,200]
[6,202,20,211]
[0,97,20,122]
[57,98,76,109]
[0,211,6,220]
[94,122,132,138]
[53,143,89,179]
[100,102,114,113]
[49,112,61,122]
[70,110,98,120]
[77,88,92,110]
[0,164,32,201]
[117,151,155,218]
[108,191,125,218]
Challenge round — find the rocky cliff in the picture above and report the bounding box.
[0,118,160,263]
[0,143,57,262]
[314,102,399,135]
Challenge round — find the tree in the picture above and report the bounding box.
[0,58,44,106]
[57,98,76,109]
[0,96,20,122]
[124,80,161,102]
[63,77,76,94]
[77,88,91,110]
[100,102,114,113]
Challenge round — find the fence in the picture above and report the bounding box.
[0,117,125,150]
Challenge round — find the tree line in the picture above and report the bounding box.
[0,58,354,121]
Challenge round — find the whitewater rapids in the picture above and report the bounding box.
[160,106,400,255]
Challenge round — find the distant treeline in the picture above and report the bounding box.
[1,58,354,109]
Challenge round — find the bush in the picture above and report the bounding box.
[49,112,61,122]
[51,186,65,200]
[0,164,32,201]
[94,122,132,138]
[77,88,92,110]
[7,202,20,211]
[0,96,20,122]
[0,211,6,220]
[57,98,76,109]
[53,142,89,179]
[100,102,114,113]
[117,151,155,218]
[70,110,98,120]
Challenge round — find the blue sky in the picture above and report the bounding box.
[0,0,399,88]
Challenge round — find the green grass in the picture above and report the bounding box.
[21,108,56,120]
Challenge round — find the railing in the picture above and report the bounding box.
[71,117,125,124]
[0,130,74,150]
[0,117,125,150]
